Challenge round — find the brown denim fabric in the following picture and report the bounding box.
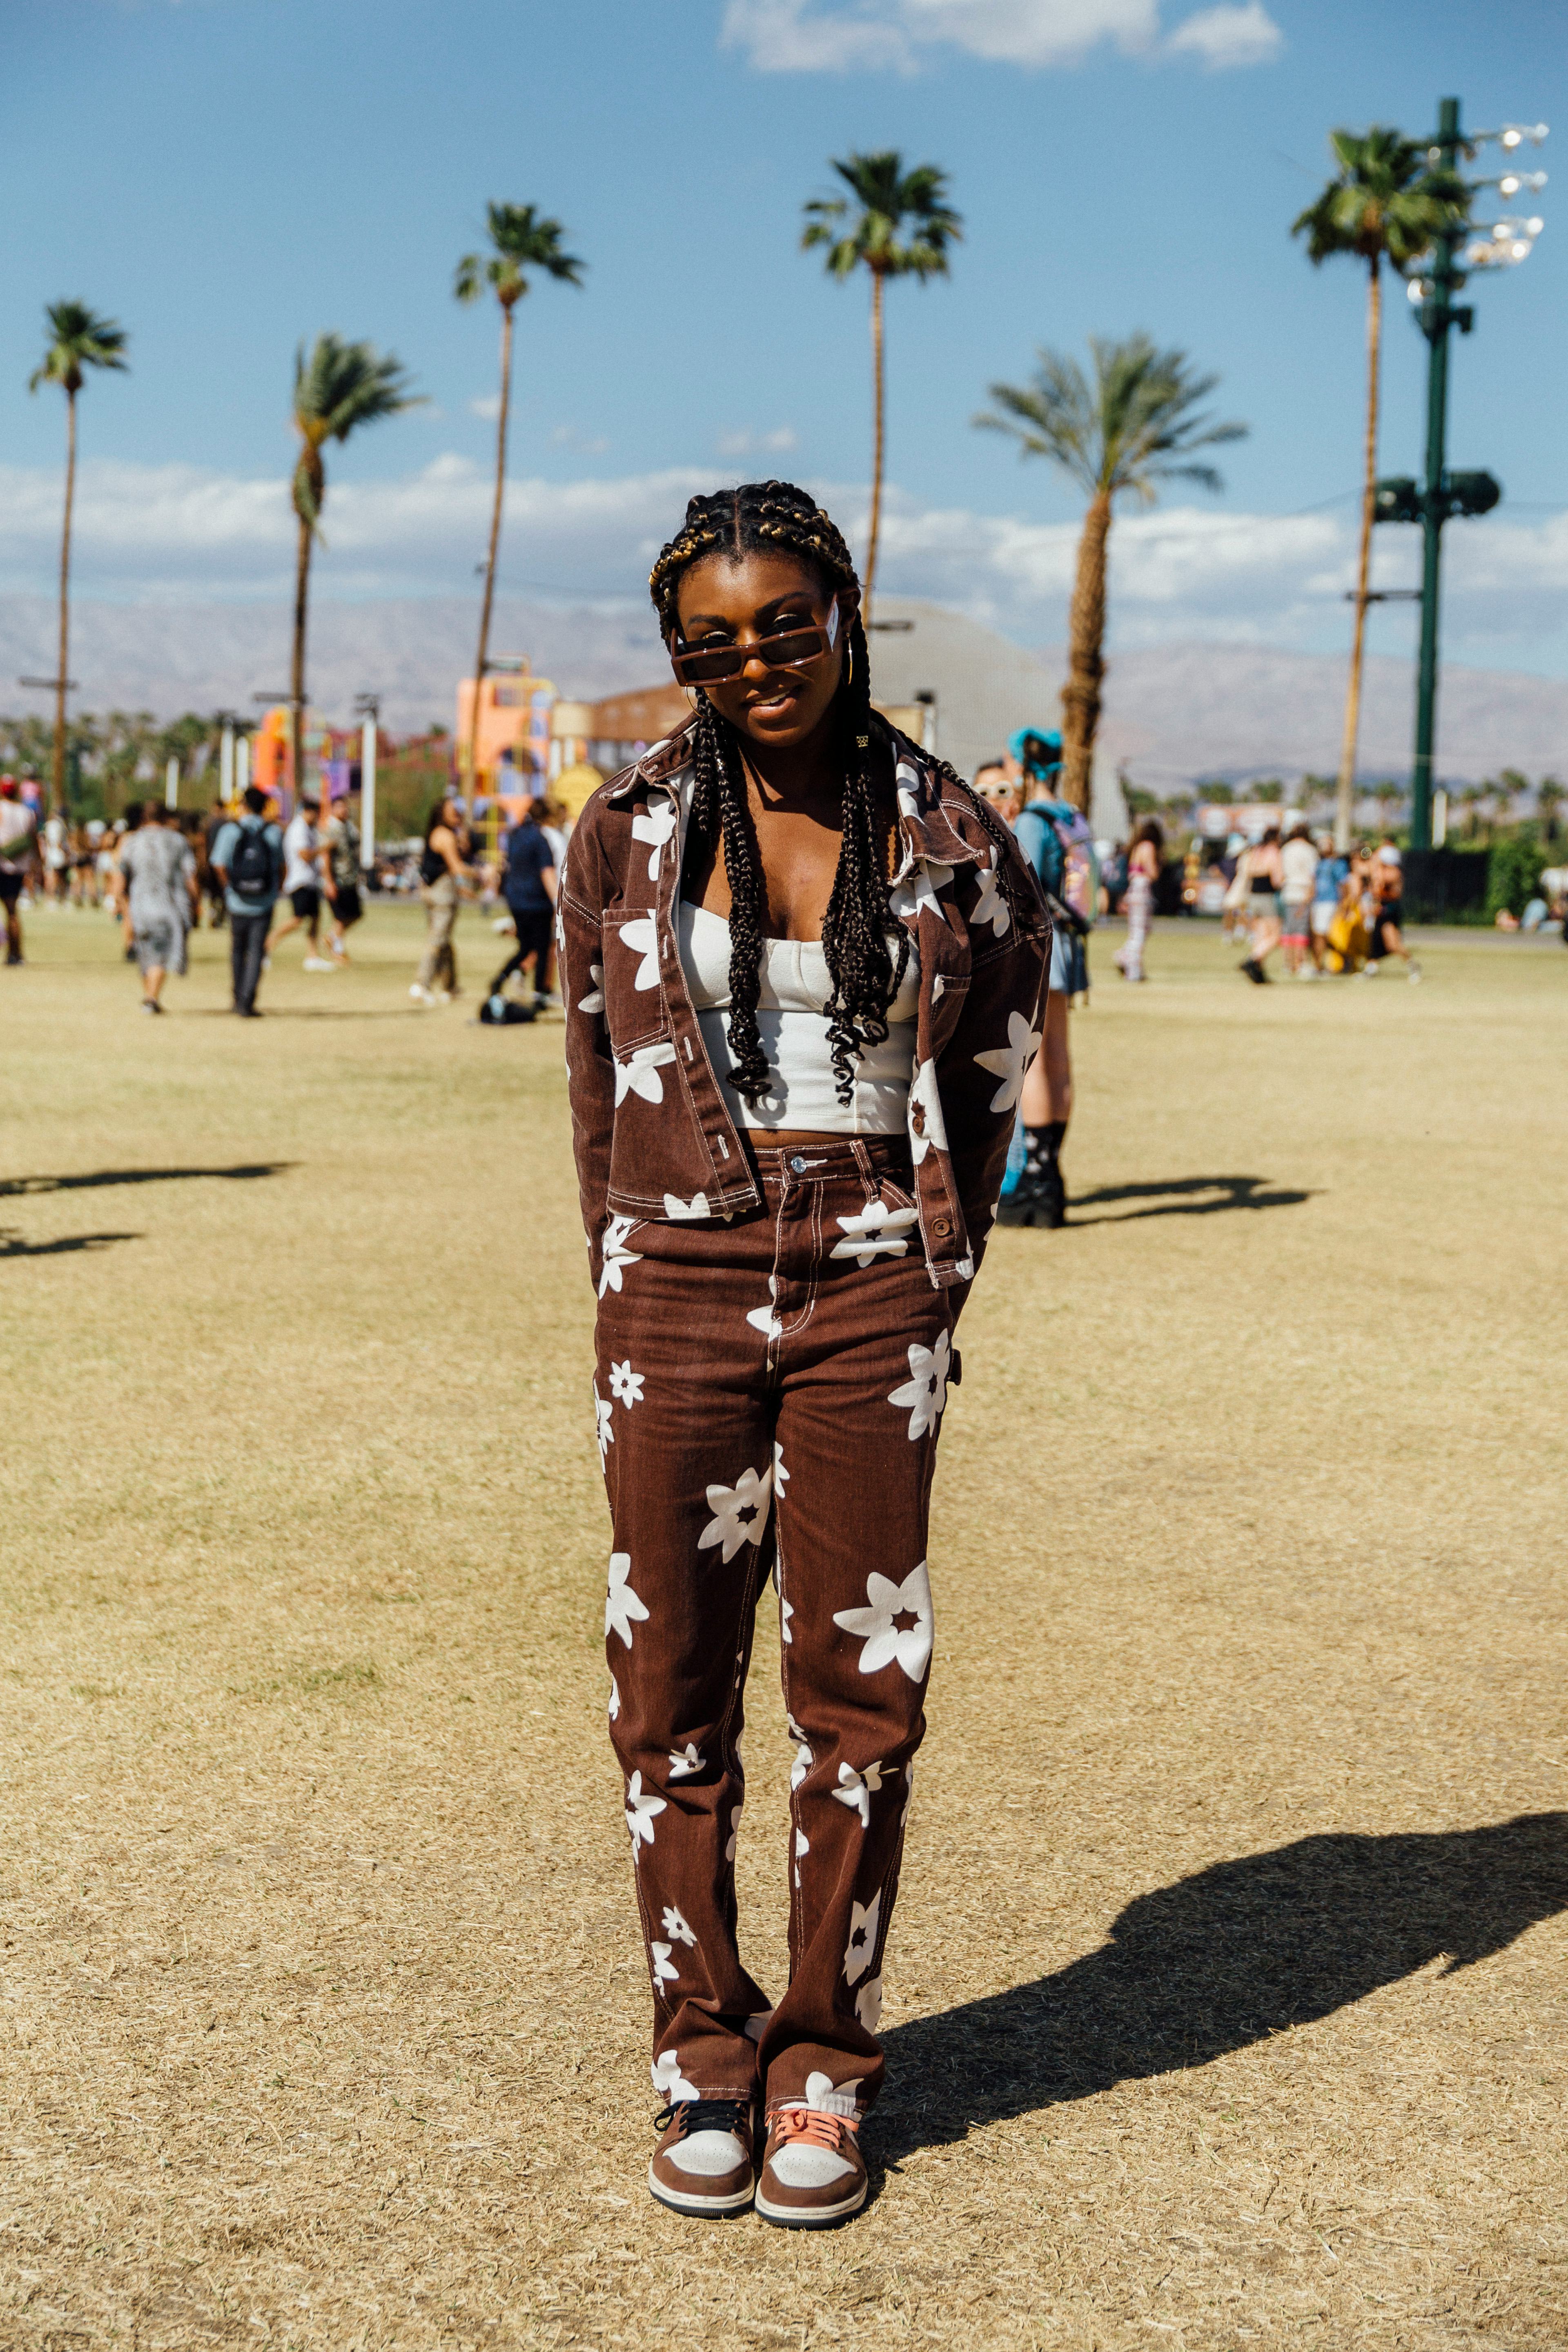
[559,721,1051,1298]
[597,1138,956,2118]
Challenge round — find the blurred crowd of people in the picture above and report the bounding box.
[1213,826,1421,984]
[0,771,576,1020]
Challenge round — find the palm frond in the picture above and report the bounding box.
[976,334,1246,504]
[801,149,961,281]
[29,298,129,393]
[1292,124,1471,267]
[455,203,585,305]
[292,332,423,444]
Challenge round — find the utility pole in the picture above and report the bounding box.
[1397,98,1546,847]
[1410,99,1467,852]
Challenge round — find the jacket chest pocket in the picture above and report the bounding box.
[601,905,669,1054]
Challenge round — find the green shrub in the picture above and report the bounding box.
[1486,825,1548,919]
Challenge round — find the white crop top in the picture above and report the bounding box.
[678,900,919,1135]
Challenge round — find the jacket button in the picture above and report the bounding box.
[932,1218,952,1239]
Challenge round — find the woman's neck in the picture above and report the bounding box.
[734,701,842,813]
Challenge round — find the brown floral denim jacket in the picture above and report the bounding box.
[559,721,1050,1294]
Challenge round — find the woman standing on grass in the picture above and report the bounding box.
[410,792,475,1006]
[1114,817,1163,984]
[1236,825,1285,984]
[560,482,1049,2229]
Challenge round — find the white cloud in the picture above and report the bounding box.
[550,423,611,455]
[0,455,1561,674]
[716,426,800,458]
[1165,1,1282,67]
[721,0,1280,71]
[468,394,501,422]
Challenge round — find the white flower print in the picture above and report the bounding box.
[625,1771,665,1852]
[667,1741,704,1779]
[650,1940,679,1991]
[907,1055,949,1165]
[745,1275,784,1341]
[662,1904,697,1947]
[901,1762,914,1826]
[619,913,661,990]
[773,1443,790,1497]
[954,1253,974,1281]
[833,1560,935,1682]
[724,1803,742,1864]
[790,1734,813,1793]
[613,1040,677,1106]
[651,2049,700,2100]
[780,1597,794,1646]
[593,1382,614,1464]
[889,859,953,925]
[832,1759,887,1831]
[663,1185,724,1223]
[973,1008,1042,1116]
[605,1551,650,1648]
[843,1890,881,1986]
[970,846,1011,937]
[795,1828,810,1860]
[597,1216,642,1298]
[888,1329,951,1441]
[855,1974,884,2034]
[697,1463,773,1562]
[577,962,605,1015]
[609,1359,644,1407]
[631,800,678,880]
[804,2068,864,2117]
[608,1674,621,1722]
[829,1197,920,1268]
[554,900,567,955]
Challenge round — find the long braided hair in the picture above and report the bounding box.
[649,481,907,1108]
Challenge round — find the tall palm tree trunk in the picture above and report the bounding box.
[864,268,886,612]
[1336,254,1381,853]
[1060,490,1111,814]
[52,387,77,817]
[468,300,516,802]
[291,510,313,805]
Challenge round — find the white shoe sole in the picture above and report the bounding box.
[646,2160,755,2218]
[754,2175,868,2228]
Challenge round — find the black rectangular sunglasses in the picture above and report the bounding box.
[670,597,841,688]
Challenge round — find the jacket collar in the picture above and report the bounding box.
[605,717,980,874]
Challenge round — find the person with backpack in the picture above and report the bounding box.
[999,729,1094,1230]
[212,785,285,1016]
[492,795,559,1005]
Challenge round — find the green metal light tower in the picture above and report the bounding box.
[1390,100,1547,849]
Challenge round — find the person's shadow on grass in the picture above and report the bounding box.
[876,1813,1568,2167]
[1071,1174,1313,1224]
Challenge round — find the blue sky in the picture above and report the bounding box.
[3,0,1565,670]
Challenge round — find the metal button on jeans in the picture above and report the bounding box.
[789,1154,808,1174]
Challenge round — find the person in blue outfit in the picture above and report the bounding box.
[490,795,559,1005]
[999,730,1096,1229]
[212,785,285,1017]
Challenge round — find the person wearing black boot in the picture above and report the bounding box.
[999,731,1087,1230]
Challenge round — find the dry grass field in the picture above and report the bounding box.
[2,899,1565,2352]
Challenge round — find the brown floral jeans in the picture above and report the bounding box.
[595,1136,961,2120]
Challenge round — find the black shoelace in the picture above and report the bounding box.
[653,2097,751,2138]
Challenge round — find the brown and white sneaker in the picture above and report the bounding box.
[647,2097,756,2218]
[754,2105,868,2228]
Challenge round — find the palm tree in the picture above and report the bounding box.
[803,151,961,611]
[29,302,128,814]
[1293,130,1467,853]
[1536,776,1564,843]
[976,336,1245,811]
[290,335,421,796]
[454,204,584,797]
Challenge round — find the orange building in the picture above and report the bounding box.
[251,704,331,806]
[456,658,557,795]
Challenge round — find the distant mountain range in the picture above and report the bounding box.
[2,591,1562,787]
